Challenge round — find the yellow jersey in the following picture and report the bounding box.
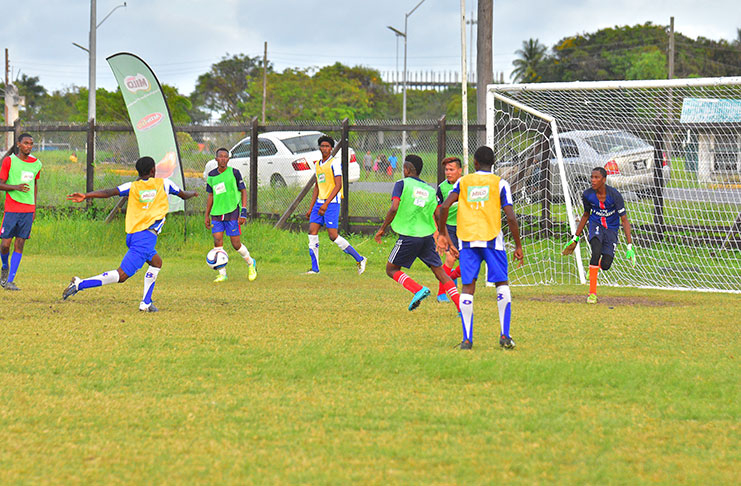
[119,178,177,234]
[456,172,504,242]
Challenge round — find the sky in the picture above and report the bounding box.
[4,0,739,95]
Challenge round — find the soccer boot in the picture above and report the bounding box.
[437,293,450,303]
[499,335,516,350]
[139,302,159,312]
[459,339,473,350]
[248,258,258,281]
[305,269,320,275]
[408,287,431,311]
[357,256,367,275]
[586,293,598,304]
[4,281,20,291]
[0,266,8,287]
[213,274,228,283]
[62,277,81,300]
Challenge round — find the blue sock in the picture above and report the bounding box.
[1,252,8,269]
[8,252,22,282]
[343,245,363,263]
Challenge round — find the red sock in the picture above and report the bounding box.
[438,265,452,296]
[449,266,461,280]
[393,271,423,294]
[441,280,460,311]
[589,265,599,295]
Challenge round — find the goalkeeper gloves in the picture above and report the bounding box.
[625,243,636,266]
[562,235,579,250]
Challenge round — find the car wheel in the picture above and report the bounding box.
[270,174,287,188]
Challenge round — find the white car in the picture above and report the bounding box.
[203,131,360,188]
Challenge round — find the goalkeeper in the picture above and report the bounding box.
[563,167,634,304]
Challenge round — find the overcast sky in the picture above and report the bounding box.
[5,0,739,95]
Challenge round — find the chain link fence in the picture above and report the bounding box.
[2,119,485,231]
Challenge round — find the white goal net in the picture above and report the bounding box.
[486,77,741,293]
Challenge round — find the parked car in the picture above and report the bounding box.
[203,131,360,187]
[497,130,670,200]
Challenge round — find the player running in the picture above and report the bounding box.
[375,154,461,312]
[438,146,524,350]
[304,135,367,275]
[563,167,635,304]
[205,147,257,283]
[0,133,41,291]
[435,156,463,303]
[62,156,198,311]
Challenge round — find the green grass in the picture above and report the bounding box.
[0,217,738,484]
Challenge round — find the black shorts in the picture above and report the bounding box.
[588,222,618,256]
[388,234,442,269]
[446,224,459,250]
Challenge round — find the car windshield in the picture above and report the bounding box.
[282,134,322,154]
[583,132,648,155]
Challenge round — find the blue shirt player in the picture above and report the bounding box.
[564,167,635,304]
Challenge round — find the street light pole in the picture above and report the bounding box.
[88,0,96,125]
[398,0,428,164]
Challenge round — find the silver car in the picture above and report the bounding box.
[497,130,669,200]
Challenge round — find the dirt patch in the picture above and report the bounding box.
[522,294,684,307]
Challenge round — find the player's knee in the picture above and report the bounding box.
[600,255,614,270]
[117,269,129,283]
[590,254,601,267]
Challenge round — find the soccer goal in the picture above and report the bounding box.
[486,77,741,293]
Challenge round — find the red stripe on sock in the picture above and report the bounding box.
[442,280,461,311]
[392,271,423,294]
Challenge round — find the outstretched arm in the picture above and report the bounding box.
[67,187,120,202]
[177,189,198,200]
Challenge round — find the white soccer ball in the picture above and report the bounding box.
[206,248,229,270]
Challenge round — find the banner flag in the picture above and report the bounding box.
[107,52,186,212]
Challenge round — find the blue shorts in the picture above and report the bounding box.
[310,201,340,229]
[588,222,618,256]
[459,247,508,285]
[120,230,158,277]
[1,212,34,240]
[446,224,459,250]
[388,234,442,269]
[211,219,241,237]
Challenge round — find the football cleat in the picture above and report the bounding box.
[408,287,431,311]
[248,258,258,281]
[459,339,473,350]
[437,293,450,303]
[62,277,81,300]
[586,293,598,304]
[0,266,8,287]
[485,281,496,288]
[305,269,320,275]
[139,302,159,312]
[357,256,367,275]
[213,274,228,283]
[499,335,516,349]
[4,281,20,291]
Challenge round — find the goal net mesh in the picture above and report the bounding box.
[487,78,741,293]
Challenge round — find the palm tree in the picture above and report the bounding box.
[511,39,547,83]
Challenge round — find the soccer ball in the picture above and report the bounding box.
[206,248,229,270]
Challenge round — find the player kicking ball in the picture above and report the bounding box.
[438,146,524,350]
[205,147,257,283]
[62,156,198,311]
[375,155,461,313]
[562,167,635,304]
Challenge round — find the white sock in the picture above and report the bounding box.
[236,244,252,264]
[218,267,227,276]
[460,293,474,342]
[142,266,160,305]
[78,270,119,290]
[333,235,350,250]
[308,234,320,270]
[497,285,512,337]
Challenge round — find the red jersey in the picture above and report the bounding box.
[1,155,40,213]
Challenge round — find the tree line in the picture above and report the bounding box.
[2,23,740,124]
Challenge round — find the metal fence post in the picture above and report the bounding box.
[437,115,446,185]
[86,118,95,193]
[249,116,259,219]
[341,118,350,234]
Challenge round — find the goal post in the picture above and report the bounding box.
[486,77,741,293]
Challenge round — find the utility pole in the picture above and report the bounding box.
[262,41,268,124]
[477,0,493,142]
[668,16,675,79]
[466,12,476,81]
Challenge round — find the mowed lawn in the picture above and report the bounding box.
[0,220,738,485]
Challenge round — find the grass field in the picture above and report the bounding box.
[0,217,739,485]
